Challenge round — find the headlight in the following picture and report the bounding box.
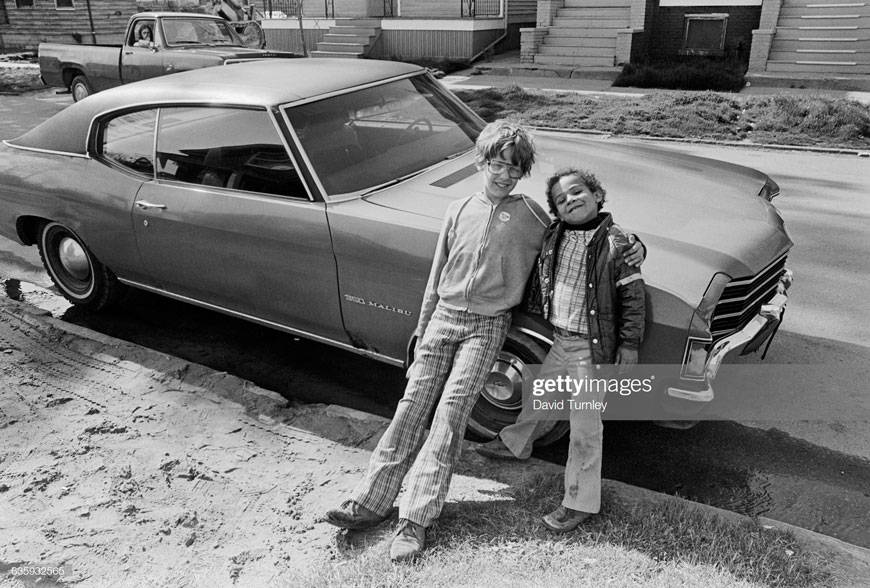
[758,177,780,201]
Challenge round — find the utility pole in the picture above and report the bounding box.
[84,0,97,44]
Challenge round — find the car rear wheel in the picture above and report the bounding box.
[37,221,125,311]
[70,75,93,102]
[467,329,569,447]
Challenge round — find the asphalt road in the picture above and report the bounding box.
[1,91,869,548]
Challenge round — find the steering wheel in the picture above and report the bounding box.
[406,118,433,133]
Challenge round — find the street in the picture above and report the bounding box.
[1,91,869,549]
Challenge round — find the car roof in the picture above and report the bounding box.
[134,12,227,19]
[8,59,425,155]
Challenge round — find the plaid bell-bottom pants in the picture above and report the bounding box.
[349,305,510,527]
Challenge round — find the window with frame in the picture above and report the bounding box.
[56,0,75,9]
[15,0,35,8]
[156,106,307,199]
[681,14,728,56]
[97,109,158,176]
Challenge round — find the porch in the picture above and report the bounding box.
[256,0,530,60]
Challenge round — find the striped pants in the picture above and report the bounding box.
[349,305,510,527]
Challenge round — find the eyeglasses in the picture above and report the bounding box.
[486,160,524,179]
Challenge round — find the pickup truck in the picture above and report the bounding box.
[39,12,296,102]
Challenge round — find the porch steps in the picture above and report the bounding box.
[534,1,631,67]
[765,0,870,73]
[311,18,382,59]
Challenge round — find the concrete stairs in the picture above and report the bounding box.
[766,0,870,74]
[534,0,630,67]
[311,19,381,59]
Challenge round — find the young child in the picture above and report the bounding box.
[324,120,551,562]
[479,167,645,532]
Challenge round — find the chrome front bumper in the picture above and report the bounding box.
[667,268,793,403]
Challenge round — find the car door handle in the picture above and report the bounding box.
[136,201,167,210]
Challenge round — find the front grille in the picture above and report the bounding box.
[711,255,788,339]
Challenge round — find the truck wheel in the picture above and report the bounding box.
[70,75,93,102]
[37,221,125,311]
[467,329,569,446]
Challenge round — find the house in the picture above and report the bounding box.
[517,0,869,83]
[0,0,136,51]
[259,0,537,60]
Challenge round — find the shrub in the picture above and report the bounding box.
[615,59,746,93]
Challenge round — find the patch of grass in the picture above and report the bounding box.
[0,67,44,94]
[294,474,830,588]
[614,59,747,93]
[744,94,870,148]
[454,85,870,148]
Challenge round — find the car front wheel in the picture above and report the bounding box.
[467,329,569,447]
[37,221,125,311]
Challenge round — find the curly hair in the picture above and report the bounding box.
[474,120,536,177]
[544,167,607,218]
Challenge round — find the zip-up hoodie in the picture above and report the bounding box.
[416,191,550,337]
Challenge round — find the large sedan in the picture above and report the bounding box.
[0,59,792,441]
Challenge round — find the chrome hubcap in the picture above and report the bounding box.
[73,85,88,101]
[483,352,526,408]
[58,236,90,281]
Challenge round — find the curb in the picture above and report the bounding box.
[1,295,290,420]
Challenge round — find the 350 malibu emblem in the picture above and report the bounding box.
[344,294,413,316]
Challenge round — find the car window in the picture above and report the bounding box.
[97,109,157,176]
[161,18,239,46]
[156,106,307,199]
[284,74,483,198]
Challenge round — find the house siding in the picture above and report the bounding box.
[0,0,136,51]
[649,5,760,60]
[379,27,502,59]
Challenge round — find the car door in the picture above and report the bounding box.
[122,18,164,84]
[131,105,345,342]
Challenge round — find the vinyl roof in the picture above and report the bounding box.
[9,59,425,155]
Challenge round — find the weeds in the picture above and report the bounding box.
[455,85,870,148]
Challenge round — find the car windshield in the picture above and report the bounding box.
[284,74,484,198]
[161,18,241,47]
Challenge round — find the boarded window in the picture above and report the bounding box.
[681,14,728,56]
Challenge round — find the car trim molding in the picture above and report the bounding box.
[2,140,90,159]
[117,278,405,367]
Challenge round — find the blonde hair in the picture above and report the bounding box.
[475,120,535,177]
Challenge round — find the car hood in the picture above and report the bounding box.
[365,134,793,301]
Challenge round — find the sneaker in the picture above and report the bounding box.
[390,519,426,563]
[475,438,523,461]
[541,506,592,533]
[324,500,389,530]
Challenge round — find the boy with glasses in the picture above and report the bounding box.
[324,119,550,562]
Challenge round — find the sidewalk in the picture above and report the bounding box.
[441,51,870,105]
[1,295,869,587]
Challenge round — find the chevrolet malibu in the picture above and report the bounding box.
[0,59,792,441]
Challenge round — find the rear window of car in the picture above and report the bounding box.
[97,109,157,176]
[155,106,307,199]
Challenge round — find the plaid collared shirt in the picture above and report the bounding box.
[549,228,594,335]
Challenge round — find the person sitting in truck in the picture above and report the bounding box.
[135,25,154,48]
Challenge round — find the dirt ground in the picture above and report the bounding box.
[0,296,558,588]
